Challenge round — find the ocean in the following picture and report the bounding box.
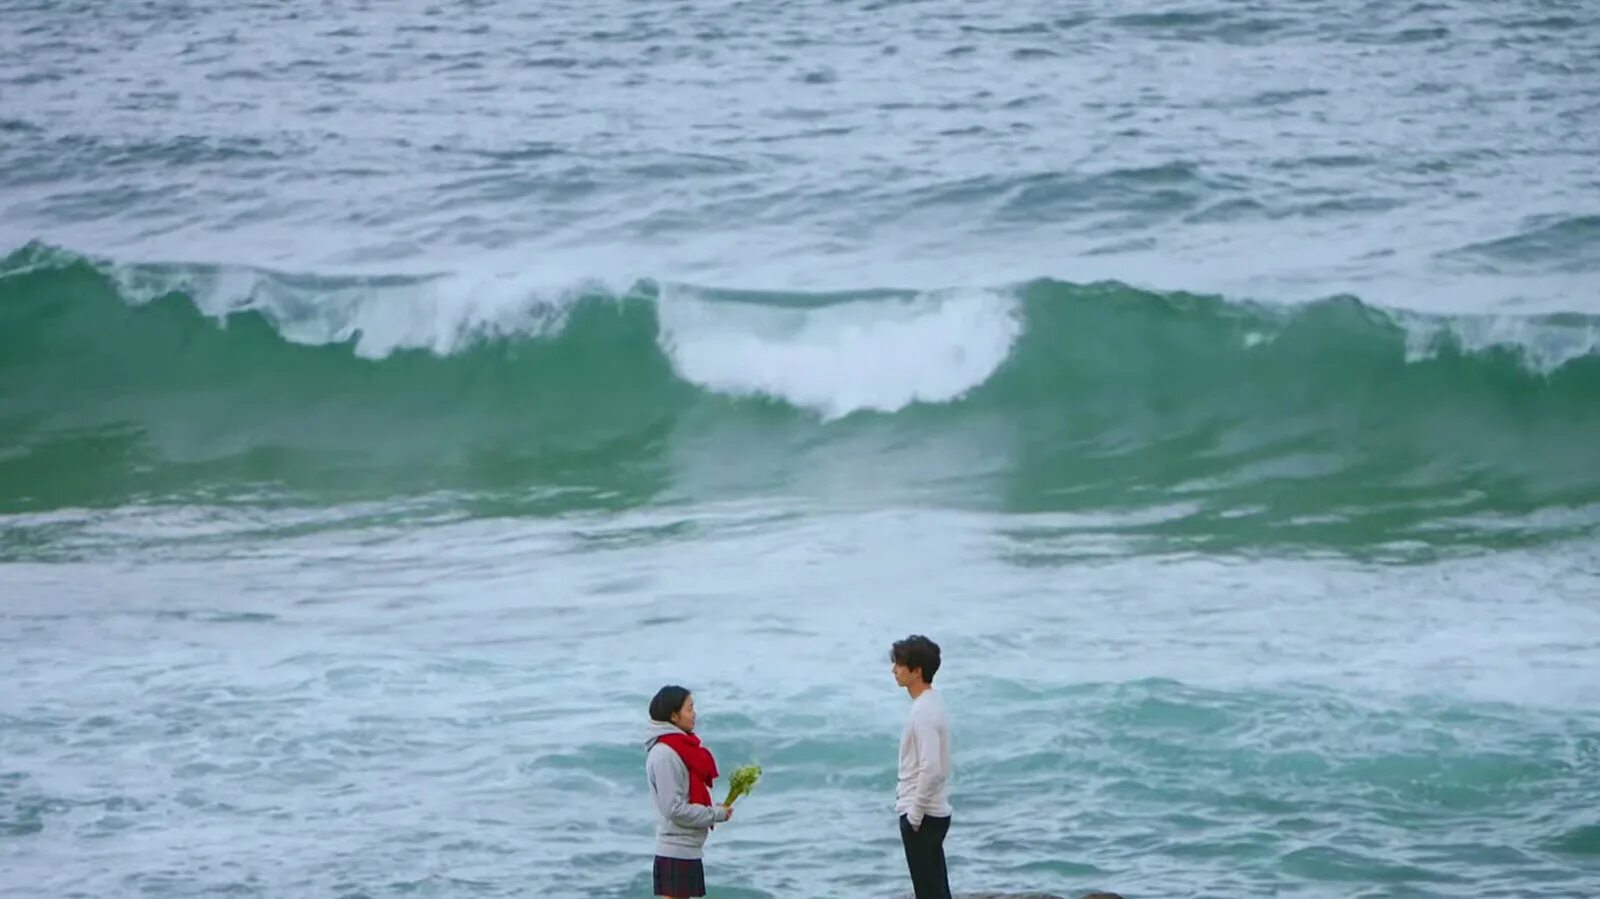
[2,0,1598,896]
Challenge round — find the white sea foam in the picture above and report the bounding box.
[656,285,1023,418]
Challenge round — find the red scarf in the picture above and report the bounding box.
[655,732,718,806]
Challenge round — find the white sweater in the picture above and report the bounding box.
[895,688,952,826]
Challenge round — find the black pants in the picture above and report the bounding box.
[899,813,952,899]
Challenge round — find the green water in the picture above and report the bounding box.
[3,0,1599,895]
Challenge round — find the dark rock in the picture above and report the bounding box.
[902,883,1113,889]
[903,891,1118,899]
[947,894,1071,899]
[953,894,1067,898]
[949,893,1121,899]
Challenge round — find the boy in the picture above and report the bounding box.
[890,635,952,899]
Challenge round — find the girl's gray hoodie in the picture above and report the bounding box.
[645,721,730,860]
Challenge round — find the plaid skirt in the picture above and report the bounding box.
[652,855,706,898]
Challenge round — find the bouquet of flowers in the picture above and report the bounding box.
[723,764,762,806]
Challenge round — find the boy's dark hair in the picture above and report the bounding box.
[649,685,692,722]
[890,634,941,683]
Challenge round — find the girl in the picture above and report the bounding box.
[644,685,732,899]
